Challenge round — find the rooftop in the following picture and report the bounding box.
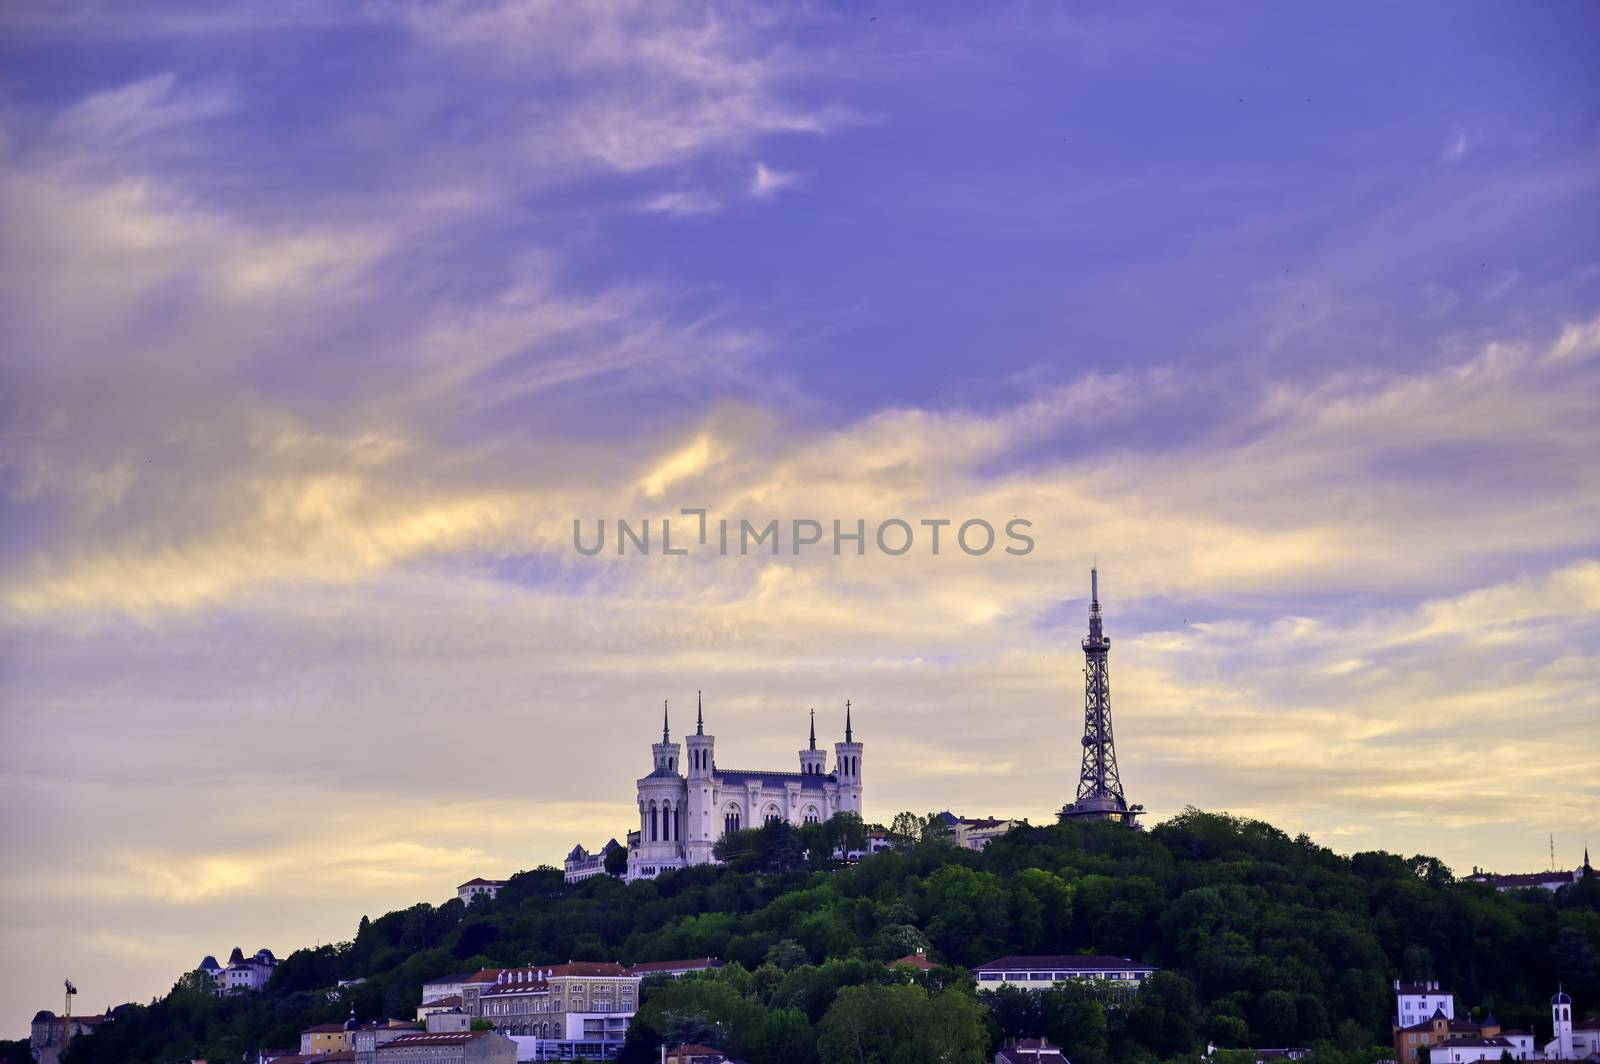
[975,955,1156,973]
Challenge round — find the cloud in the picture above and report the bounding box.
[639,190,723,217]
[1440,130,1470,164]
[49,72,234,147]
[750,161,800,199]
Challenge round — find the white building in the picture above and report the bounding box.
[197,947,279,995]
[421,972,478,1006]
[627,698,864,882]
[1428,1036,1530,1064]
[937,812,1024,852]
[1396,980,1455,1026]
[973,955,1156,989]
[563,840,622,883]
[457,878,506,904]
[1544,990,1600,1060]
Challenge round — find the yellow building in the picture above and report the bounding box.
[301,1010,358,1055]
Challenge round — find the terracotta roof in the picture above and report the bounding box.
[628,957,724,974]
[886,950,938,971]
[975,955,1155,972]
[464,968,503,983]
[549,961,628,977]
[379,1032,492,1048]
[422,972,476,986]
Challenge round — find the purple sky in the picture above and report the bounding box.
[2,0,1598,1034]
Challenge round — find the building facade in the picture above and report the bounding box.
[973,956,1156,990]
[456,879,505,905]
[29,1011,108,1064]
[628,698,864,882]
[1396,980,1456,1027]
[461,963,640,1041]
[1392,1007,1500,1063]
[563,840,622,884]
[196,947,279,995]
[937,812,1024,852]
[375,1031,516,1064]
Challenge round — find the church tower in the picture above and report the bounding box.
[683,692,717,865]
[833,701,864,817]
[799,709,828,776]
[1552,989,1574,1061]
[631,700,687,881]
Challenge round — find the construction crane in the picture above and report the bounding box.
[62,979,76,1049]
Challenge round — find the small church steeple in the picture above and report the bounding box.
[845,699,853,743]
[662,699,671,744]
[697,691,704,736]
[809,708,816,751]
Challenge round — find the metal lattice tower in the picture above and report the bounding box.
[1061,568,1143,827]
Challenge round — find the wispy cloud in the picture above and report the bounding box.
[639,189,723,217]
[750,160,800,199]
[49,72,234,147]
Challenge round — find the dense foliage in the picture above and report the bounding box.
[59,810,1600,1064]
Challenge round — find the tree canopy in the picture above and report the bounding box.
[59,809,1600,1064]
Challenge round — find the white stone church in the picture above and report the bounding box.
[626,696,864,882]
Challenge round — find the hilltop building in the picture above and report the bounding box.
[973,955,1157,990]
[1466,849,1594,893]
[937,812,1024,852]
[627,696,863,882]
[197,947,279,995]
[456,878,506,905]
[564,839,622,883]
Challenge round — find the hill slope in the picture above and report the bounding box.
[57,810,1600,1064]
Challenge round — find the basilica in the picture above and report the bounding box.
[626,696,864,882]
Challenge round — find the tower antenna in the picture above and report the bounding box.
[1060,567,1142,828]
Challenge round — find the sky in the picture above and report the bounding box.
[1,0,1598,1035]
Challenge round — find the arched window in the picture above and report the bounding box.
[803,806,820,825]
[649,801,659,841]
[763,804,781,825]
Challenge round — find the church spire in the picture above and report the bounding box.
[696,691,704,736]
[662,699,670,744]
[845,699,853,743]
[809,708,816,750]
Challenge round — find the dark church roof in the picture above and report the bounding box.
[716,768,835,790]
